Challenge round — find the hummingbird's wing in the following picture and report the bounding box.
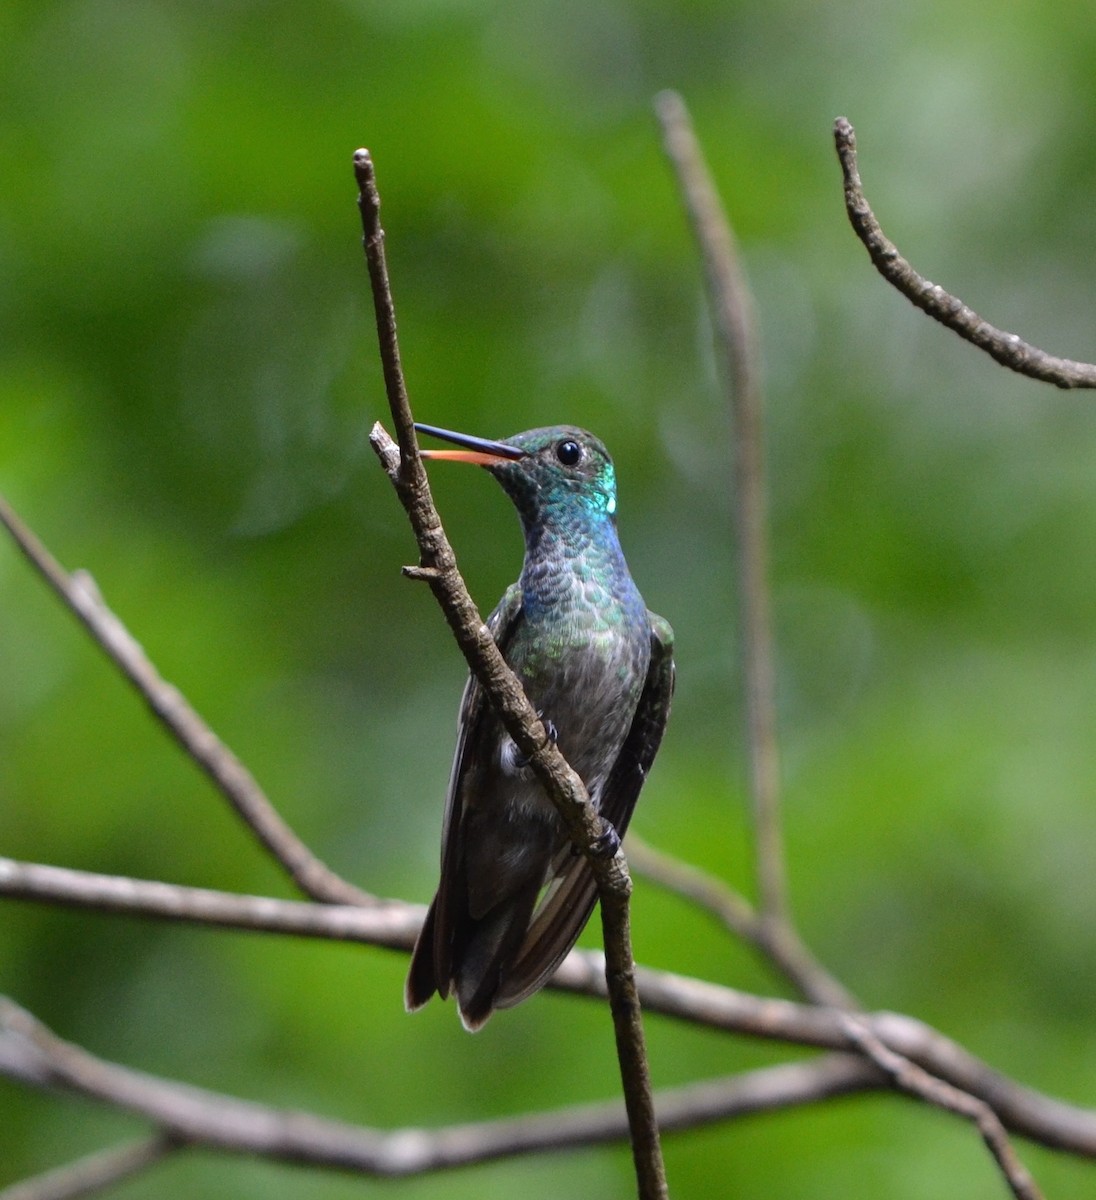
[404,584,525,1014]
[495,611,675,1009]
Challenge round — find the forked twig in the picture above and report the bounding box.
[1,114,1085,1198]
[843,1016,1044,1200]
[353,148,667,1200]
[4,984,1092,1180]
[834,116,1096,389]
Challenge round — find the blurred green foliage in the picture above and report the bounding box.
[3,0,1096,1195]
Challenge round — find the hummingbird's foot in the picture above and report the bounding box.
[590,820,621,858]
[509,715,557,771]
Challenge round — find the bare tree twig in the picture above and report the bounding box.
[612,970,1096,1157]
[0,996,878,1176]
[0,858,420,949]
[833,116,1096,390]
[842,1016,1044,1200]
[627,835,757,939]
[598,868,664,1188]
[0,989,1087,1183]
[0,493,372,908]
[353,148,667,1199]
[656,90,849,1020]
[655,91,786,929]
[0,1134,184,1200]
[626,836,856,1008]
[5,857,1096,1160]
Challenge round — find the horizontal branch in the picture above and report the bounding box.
[4,856,1095,1159]
[833,117,1096,389]
[0,858,420,949]
[0,995,879,1176]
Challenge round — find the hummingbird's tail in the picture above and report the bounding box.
[452,875,544,1031]
[405,872,545,1031]
[404,897,442,1014]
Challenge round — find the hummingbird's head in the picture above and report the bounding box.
[415,423,618,527]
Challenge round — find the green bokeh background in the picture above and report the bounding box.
[3,1,1096,1195]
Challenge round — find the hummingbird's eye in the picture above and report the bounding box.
[555,439,582,466]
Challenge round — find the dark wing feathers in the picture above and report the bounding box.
[495,612,675,1008]
[404,585,525,1013]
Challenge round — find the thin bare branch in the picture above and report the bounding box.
[842,1016,1044,1200]
[833,116,1096,389]
[655,91,787,938]
[354,149,667,1199]
[0,493,371,908]
[627,835,758,941]
[0,1134,183,1200]
[598,869,664,1188]
[1,990,1089,1182]
[626,837,856,1008]
[0,996,875,1176]
[597,968,1096,1158]
[655,90,851,1026]
[0,857,420,949]
[5,857,1096,1159]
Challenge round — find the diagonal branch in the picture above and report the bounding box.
[842,1015,1044,1200]
[0,1134,184,1200]
[353,148,666,1200]
[833,116,1096,389]
[0,494,371,908]
[626,836,855,1008]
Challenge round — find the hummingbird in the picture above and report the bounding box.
[405,421,674,1031]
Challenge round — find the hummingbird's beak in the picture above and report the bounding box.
[415,423,526,465]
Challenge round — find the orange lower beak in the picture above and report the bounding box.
[419,448,516,465]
